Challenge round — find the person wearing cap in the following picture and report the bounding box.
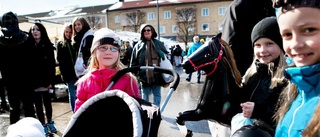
[273,0,320,136]
[232,16,288,136]
[0,11,36,124]
[74,28,141,112]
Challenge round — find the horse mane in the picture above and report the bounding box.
[219,39,242,87]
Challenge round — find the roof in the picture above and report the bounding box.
[19,4,112,19]
[108,0,231,11]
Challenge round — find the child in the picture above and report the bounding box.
[231,16,288,136]
[74,28,141,112]
[273,0,320,136]
[56,23,77,112]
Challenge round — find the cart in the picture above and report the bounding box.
[62,66,179,137]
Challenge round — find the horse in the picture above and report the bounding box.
[176,33,243,135]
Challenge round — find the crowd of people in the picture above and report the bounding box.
[1,0,320,136]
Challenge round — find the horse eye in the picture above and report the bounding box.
[205,54,211,58]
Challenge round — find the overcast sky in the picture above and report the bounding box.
[0,0,119,15]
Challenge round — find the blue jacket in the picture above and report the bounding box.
[275,63,320,137]
[187,41,202,57]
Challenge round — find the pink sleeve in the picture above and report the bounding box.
[115,75,141,98]
[74,82,87,112]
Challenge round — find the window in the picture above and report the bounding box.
[202,23,209,31]
[188,24,195,32]
[115,15,120,23]
[201,8,209,16]
[148,12,154,20]
[160,26,166,34]
[164,11,171,19]
[172,25,178,33]
[218,7,227,16]
[218,22,223,31]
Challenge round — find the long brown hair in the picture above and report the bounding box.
[273,0,320,136]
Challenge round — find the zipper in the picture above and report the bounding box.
[287,91,304,137]
[250,79,261,101]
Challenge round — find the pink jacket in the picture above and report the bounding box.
[74,68,141,112]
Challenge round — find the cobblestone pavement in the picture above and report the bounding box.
[0,66,214,137]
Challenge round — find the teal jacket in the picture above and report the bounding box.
[275,63,320,137]
[187,41,202,57]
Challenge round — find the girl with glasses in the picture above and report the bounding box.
[74,28,141,112]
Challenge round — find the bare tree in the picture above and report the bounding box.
[125,10,146,32]
[87,16,101,30]
[175,7,197,48]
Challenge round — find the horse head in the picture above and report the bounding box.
[183,33,224,76]
[177,33,242,127]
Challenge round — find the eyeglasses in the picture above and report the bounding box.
[97,46,119,52]
[143,29,151,32]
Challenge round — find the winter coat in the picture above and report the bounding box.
[187,41,202,57]
[221,0,275,75]
[57,40,78,83]
[0,27,34,89]
[73,29,93,67]
[241,60,287,129]
[74,68,141,112]
[130,39,168,86]
[275,63,320,137]
[29,41,56,89]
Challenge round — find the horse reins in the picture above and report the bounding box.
[188,42,224,76]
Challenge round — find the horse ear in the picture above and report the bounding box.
[216,33,222,39]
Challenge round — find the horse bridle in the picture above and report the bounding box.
[188,41,224,76]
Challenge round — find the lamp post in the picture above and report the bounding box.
[157,0,160,40]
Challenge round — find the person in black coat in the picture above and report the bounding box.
[235,17,288,136]
[0,11,36,124]
[56,23,77,112]
[221,0,275,76]
[27,22,57,136]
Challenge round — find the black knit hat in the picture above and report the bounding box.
[1,11,19,29]
[273,0,320,10]
[251,16,283,52]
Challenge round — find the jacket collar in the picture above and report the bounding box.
[285,63,320,93]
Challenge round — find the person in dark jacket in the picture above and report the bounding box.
[121,41,133,66]
[27,22,57,136]
[0,11,36,124]
[130,24,169,106]
[234,17,288,136]
[72,17,94,77]
[221,0,275,76]
[56,23,77,112]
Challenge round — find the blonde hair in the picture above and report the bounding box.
[242,47,287,88]
[58,23,72,46]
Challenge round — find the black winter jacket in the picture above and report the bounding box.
[57,40,78,83]
[241,60,287,129]
[29,41,56,89]
[0,29,34,89]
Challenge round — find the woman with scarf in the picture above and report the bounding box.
[130,24,169,106]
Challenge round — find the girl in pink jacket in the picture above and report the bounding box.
[74,28,141,112]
